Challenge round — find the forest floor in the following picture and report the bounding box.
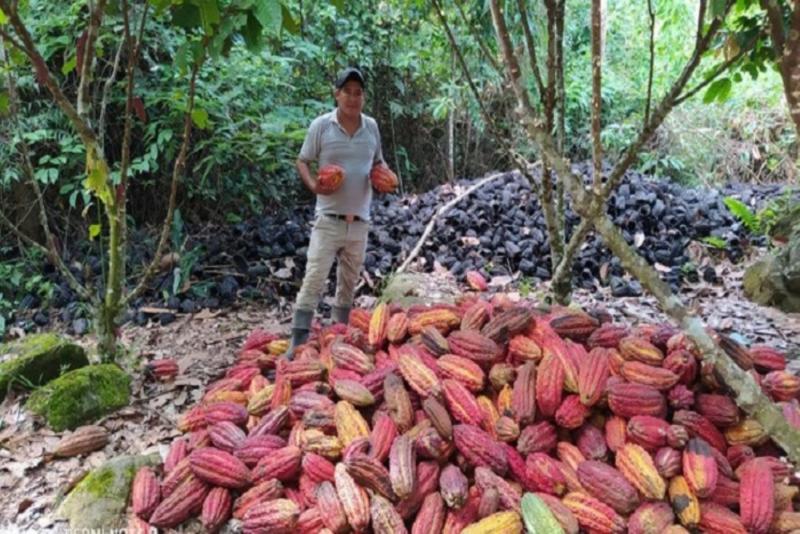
[0,259,798,532]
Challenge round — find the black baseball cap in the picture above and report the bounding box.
[335,67,365,89]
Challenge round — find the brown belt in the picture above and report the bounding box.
[324,213,363,223]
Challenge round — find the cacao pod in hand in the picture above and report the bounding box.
[370,165,398,193]
[317,164,345,195]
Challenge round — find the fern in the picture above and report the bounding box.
[724,196,759,234]
[702,236,728,249]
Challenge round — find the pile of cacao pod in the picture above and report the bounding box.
[129,293,800,533]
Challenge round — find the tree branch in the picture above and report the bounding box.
[591,0,603,189]
[77,0,108,123]
[644,0,655,124]
[674,42,752,106]
[125,41,206,304]
[431,0,495,128]
[515,0,546,99]
[97,26,125,153]
[760,0,786,57]
[453,0,502,76]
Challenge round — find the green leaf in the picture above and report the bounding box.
[0,92,9,114]
[191,108,209,129]
[253,0,282,34]
[724,196,759,233]
[710,0,727,19]
[0,8,7,25]
[0,315,5,338]
[147,0,172,13]
[172,3,202,30]
[242,13,264,52]
[193,0,221,34]
[61,56,77,76]
[281,4,300,34]
[330,0,345,10]
[89,223,101,240]
[702,236,728,249]
[703,77,732,103]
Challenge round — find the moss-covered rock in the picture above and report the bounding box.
[56,453,161,530]
[26,364,130,431]
[744,230,800,313]
[381,272,460,306]
[0,333,89,401]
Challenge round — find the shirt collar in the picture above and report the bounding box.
[330,109,364,128]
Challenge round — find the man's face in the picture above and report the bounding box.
[335,80,365,118]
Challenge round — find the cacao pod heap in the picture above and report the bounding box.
[370,166,399,194]
[317,164,346,195]
[129,295,800,533]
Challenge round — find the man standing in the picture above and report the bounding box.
[287,67,386,356]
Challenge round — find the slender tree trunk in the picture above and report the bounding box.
[760,1,800,137]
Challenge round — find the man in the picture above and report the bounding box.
[286,67,386,356]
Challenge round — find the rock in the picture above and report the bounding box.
[56,453,161,530]
[380,272,460,307]
[0,333,89,401]
[744,228,800,313]
[158,312,176,326]
[72,318,89,336]
[26,364,131,431]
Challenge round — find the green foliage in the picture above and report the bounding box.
[702,236,728,249]
[723,190,800,241]
[724,196,759,233]
[0,246,55,336]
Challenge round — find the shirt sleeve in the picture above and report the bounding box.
[298,118,322,162]
[370,119,384,165]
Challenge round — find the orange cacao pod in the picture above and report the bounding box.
[682,437,718,498]
[576,460,639,515]
[189,447,251,488]
[739,458,775,534]
[511,361,537,425]
[242,498,300,534]
[749,344,787,372]
[562,491,625,534]
[453,424,507,475]
[131,466,160,520]
[669,475,700,528]
[201,486,232,533]
[149,475,210,528]
[317,164,345,194]
[607,382,666,419]
[437,354,485,392]
[334,462,370,531]
[698,502,747,534]
[370,165,398,193]
[371,493,408,533]
[615,443,666,500]
[53,425,109,458]
[627,502,674,534]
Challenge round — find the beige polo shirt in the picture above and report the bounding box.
[299,109,384,222]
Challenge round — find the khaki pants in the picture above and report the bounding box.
[295,214,369,312]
